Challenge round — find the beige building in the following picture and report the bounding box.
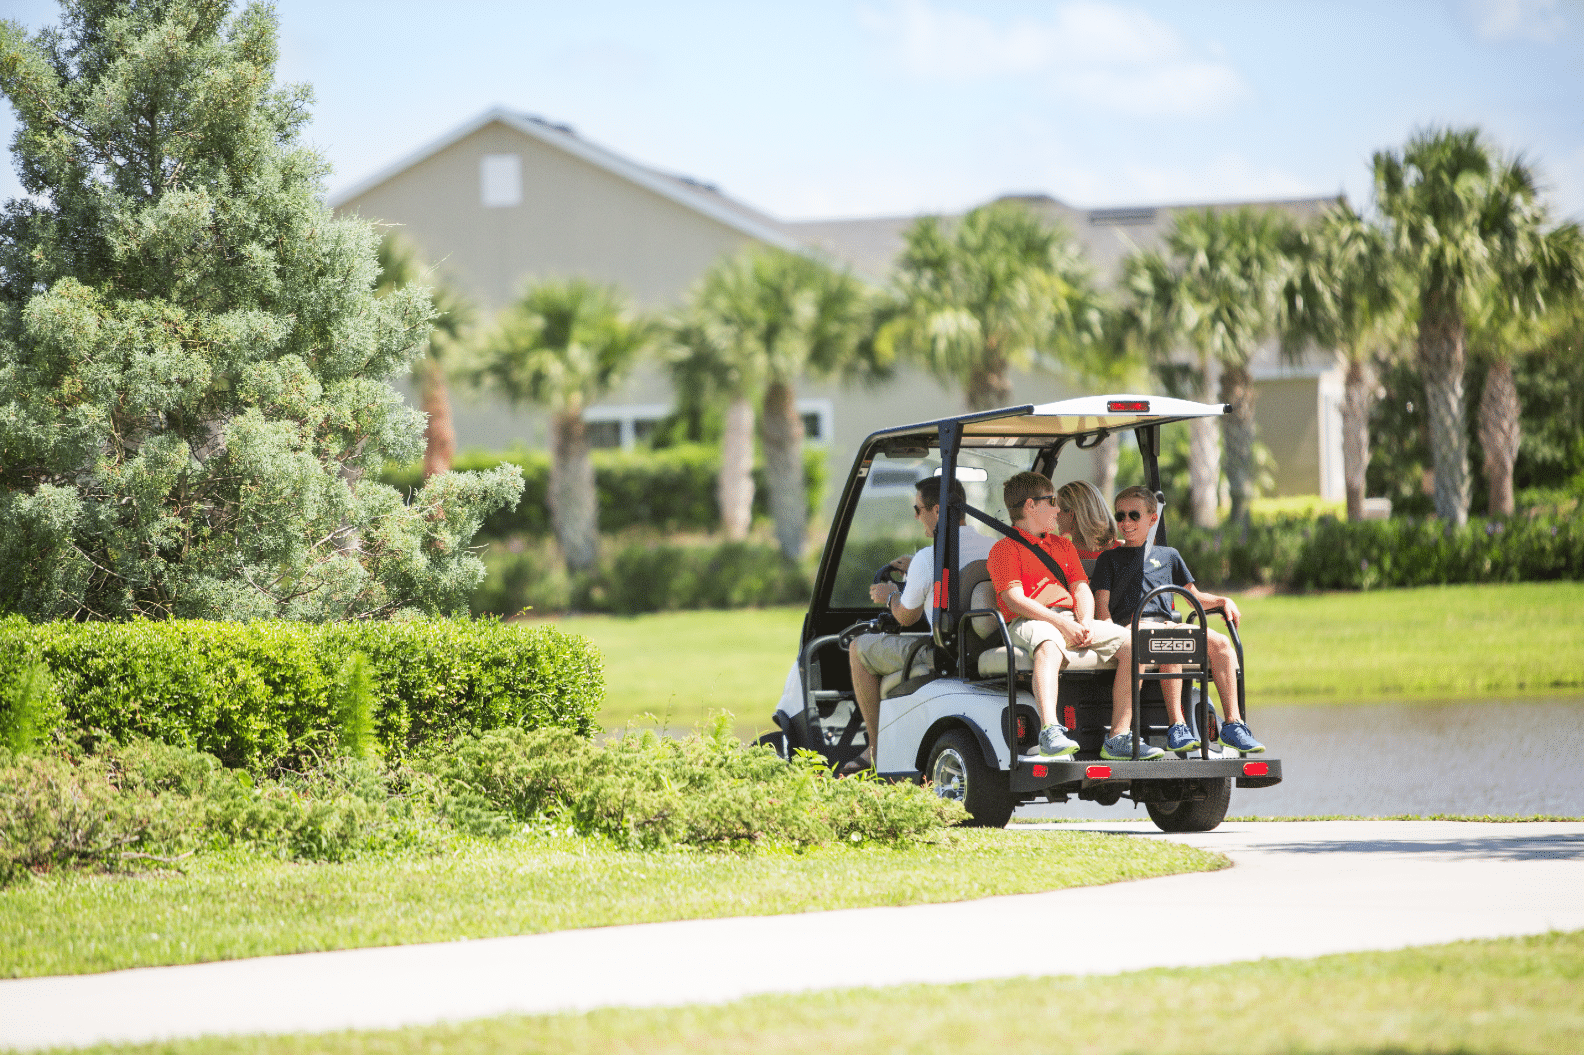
[332,108,1345,510]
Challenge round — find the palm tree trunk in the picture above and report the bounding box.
[1478,356,1521,517]
[966,341,1012,412]
[717,395,755,540]
[1091,432,1120,501]
[760,379,805,560]
[1341,355,1373,522]
[1417,294,1471,526]
[418,356,455,480]
[1188,354,1221,528]
[550,405,599,573]
[1219,363,1258,530]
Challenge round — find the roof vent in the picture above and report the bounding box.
[525,114,576,136]
[677,175,720,193]
[1089,207,1156,226]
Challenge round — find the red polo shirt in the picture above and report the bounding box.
[987,527,1088,621]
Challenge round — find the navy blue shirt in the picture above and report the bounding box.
[1092,545,1194,626]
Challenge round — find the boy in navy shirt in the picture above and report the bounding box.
[1091,485,1266,758]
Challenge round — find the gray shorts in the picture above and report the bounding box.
[852,633,932,677]
[1007,615,1127,665]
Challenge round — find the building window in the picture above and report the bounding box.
[480,154,522,208]
[584,404,672,451]
[798,398,833,444]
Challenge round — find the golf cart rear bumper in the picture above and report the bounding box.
[1009,757,1282,794]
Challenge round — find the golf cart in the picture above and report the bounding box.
[767,395,1282,831]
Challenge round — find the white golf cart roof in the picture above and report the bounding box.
[867,394,1227,450]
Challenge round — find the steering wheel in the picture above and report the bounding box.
[873,561,908,588]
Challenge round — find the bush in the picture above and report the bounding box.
[0,618,603,772]
[382,444,827,539]
[473,537,811,616]
[422,719,965,849]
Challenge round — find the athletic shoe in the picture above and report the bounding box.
[1034,723,1079,759]
[1165,723,1200,753]
[1219,720,1266,754]
[1101,732,1166,761]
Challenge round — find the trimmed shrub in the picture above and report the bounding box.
[0,618,603,772]
[473,538,811,616]
[382,444,827,539]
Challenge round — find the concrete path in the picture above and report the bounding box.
[3,820,1581,1051]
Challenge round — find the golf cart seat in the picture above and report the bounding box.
[961,560,1119,678]
[878,635,935,698]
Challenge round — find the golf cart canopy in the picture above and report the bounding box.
[864,395,1230,452]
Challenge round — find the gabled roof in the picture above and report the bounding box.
[328,106,802,252]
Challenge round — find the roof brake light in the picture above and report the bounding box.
[1242,762,1269,777]
[1107,400,1150,413]
[1085,765,1112,780]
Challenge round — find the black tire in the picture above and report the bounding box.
[926,729,1013,828]
[1146,778,1232,833]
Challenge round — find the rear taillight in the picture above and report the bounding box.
[1086,765,1112,780]
[1032,764,1048,778]
[1242,762,1269,777]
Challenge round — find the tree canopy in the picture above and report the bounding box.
[0,0,520,621]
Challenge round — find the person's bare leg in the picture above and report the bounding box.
[1207,631,1242,723]
[1031,640,1065,729]
[848,645,879,763]
[1160,665,1185,725]
[1109,639,1134,738]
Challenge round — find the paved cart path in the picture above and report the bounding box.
[4,820,1582,1051]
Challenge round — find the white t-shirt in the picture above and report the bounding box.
[898,525,997,628]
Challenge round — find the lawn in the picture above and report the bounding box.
[0,829,1222,979]
[544,581,1584,735]
[56,929,1584,1055]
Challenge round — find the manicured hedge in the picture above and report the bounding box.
[382,444,828,539]
[0,617,603,771]
[1170,510,1584,591]
[472,538,811,617]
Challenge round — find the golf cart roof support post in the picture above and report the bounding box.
[934,418,963,669]
[1136,423,1169,548]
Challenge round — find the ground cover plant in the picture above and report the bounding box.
[46,929,1584,1054]
[0,827,1222,978]
[556,581,1584,735]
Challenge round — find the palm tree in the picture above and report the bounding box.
[1373,127,1576,526]
[1468,228,1584,516]
[1121,207,1298,530]
[673,247,872,559]
[475,279,655,572]
[879,201,1107,412]
[375,236,475,479]
[1283,201,1409,521]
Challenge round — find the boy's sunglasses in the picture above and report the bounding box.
[1114,509,1144,522]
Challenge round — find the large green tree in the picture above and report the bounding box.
[0,0,519,621]
[1121,207,1297,530]
[475,278,654,572]
[672,246,871,560]
[1374,127,1579,525]
[881,201,1106,412]
[1284,200,1409,521]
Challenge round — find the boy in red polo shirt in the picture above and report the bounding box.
[987,471,1132,760]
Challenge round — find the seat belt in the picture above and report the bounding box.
[958,505,1070,592]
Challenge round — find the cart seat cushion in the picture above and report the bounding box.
[878,644,934,697]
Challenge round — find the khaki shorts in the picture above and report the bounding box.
[1007,615,1127,666]
[852,633,933,677]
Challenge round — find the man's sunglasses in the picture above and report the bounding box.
[1027,495,1058,507]
[1114,509,1145,522]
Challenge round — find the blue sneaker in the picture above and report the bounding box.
[1219,720,1265,754]
[1034,724,1079,759]
[1166,723,1200,753]
[1101,732,1166,761]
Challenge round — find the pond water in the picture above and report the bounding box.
[1015,697,1584,820]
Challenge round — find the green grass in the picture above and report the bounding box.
[54,930,1584,1055]
[543,582,1584,734]
[0,829,1222,979]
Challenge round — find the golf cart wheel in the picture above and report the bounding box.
[1146,777,1232,833]
[926,729,1013,829]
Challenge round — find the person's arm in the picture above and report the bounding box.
[1072,580,1095,624]
[1094,588,1112,623]
[1183,582,1240,627]
[997,585,1089,647]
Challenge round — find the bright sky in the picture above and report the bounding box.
[3,0,1582,224]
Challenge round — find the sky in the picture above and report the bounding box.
[2,0,1582,223]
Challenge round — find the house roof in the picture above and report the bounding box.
[328,106,803,253]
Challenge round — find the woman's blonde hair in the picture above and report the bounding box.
[1057,480,1116,552]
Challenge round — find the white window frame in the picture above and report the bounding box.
[479,154,523,208]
